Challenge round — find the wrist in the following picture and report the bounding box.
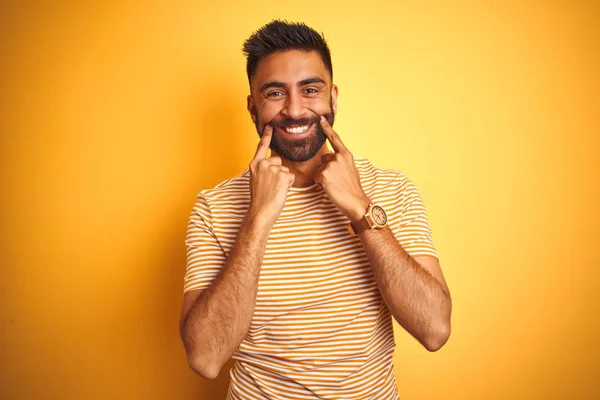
[348,197,371,224]
[244,208,275,235]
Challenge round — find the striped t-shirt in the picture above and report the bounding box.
[184,158,437,399]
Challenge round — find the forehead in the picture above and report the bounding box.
[251,50,330,90]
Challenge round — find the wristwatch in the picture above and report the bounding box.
[347,204,388,235]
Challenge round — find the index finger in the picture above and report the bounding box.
[319,116,348,154]
[253,124,273,161]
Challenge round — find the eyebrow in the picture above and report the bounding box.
[259,76,326,92]
[299,77,326,86]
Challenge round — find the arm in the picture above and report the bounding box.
[357,225,451,351]
[180,125,294,379]
[315,116,451,352]
[180,214,270,379]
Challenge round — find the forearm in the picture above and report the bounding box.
[359,226,451,351]
[182,215,270,377]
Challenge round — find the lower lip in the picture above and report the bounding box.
[275,123,315,139]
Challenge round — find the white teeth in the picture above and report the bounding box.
[284,125,309,134]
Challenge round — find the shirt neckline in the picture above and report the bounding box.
[288,182,322,192]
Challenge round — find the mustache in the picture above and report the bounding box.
[269,115,321,128]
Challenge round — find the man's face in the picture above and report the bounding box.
[248,50,338,162]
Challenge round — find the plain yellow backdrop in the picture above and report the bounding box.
[1,1,598,399]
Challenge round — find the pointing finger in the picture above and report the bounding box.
[253,124,273,161]
[320,116,348,154]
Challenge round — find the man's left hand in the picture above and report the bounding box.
[313,116,371,223]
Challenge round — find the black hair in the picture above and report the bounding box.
[242,20,333,83]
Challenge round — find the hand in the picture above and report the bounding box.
[313,116,370,223]
[247,125,296,228]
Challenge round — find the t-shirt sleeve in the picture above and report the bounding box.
[387,176,438,260]
[183,193,227,294]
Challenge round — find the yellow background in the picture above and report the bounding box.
[1,1,598,399]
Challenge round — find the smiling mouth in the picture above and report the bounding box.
[278,123,313,135]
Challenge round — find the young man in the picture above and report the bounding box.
[180,20,452,400]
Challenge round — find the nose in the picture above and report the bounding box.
[281,91,305,120]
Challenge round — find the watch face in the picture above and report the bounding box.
[371,205,387,226]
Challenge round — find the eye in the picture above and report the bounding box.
[304,88,318,94]
[267,91,284,98]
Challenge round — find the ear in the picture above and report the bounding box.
[330,84,339,115]
[247,95,257,124]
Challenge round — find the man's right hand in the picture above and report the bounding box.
[247,124,295,227]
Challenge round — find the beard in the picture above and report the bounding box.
[254,99,335,162]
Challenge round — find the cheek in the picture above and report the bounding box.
[258,102,282,121]
[308,97,332,114]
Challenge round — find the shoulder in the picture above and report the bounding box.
[355,158,428,214]
[199,169,251,204]
[354,158,413,193]
[190,169,251,225]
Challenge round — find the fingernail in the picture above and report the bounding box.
[320,116,325,122]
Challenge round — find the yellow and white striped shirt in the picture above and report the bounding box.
[184,158,437,399]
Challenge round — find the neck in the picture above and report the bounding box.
[272,144,331,188]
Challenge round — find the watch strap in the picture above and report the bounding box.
[347,204,375,236]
